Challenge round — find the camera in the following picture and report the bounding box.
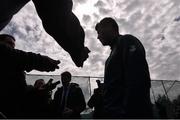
[43,79,60,91]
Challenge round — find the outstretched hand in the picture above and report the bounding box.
[45,57,60,71]
[38,56,60,72]
[42,79,60,91]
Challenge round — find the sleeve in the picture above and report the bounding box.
[0,0,30,30]
[0,44,57,72]
[120,35,149,113]
[73,87,86,114]
[32,0,86,67]
[52,89,60,111]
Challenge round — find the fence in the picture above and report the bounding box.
[26,74,180,104]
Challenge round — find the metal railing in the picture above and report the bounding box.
[26,74,180,103]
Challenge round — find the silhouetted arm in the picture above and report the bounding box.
[0,0,30,30]
[32,0,89,67]
[52,88,62,115]
[0,44,60,72]
[73,87,86,114]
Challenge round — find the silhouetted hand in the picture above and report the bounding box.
[38,56,60,72]
[74,46,90,67]
[41,79,60,91]
[46,78,53,85]
[46,81,60,91]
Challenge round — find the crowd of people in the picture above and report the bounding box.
[0,0,155,118]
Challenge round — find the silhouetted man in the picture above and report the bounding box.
[53,71,86,118]
[0,0,90,67]
[87,80,104,118]
[23,79,60,118]
[0,34,60,118]
[95,17,153,118]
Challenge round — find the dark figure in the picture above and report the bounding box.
[53,71,86,118]
[23,79,60,118]
[155,101,168,118]
[0,0,90,67]
[95,17,153,118]
[174,95,180,118]
[87,80,104,118]
[0,34,60,118]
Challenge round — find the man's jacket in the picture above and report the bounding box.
[104,34,153,118]
[53,83,86,118]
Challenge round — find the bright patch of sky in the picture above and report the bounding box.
[73,0,98,17]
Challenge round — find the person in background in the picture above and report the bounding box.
[87,80,104,118]
[23,79,60,118]
[53,71,86,118]
[95,17,153,118]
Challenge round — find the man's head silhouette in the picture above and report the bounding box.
[61,71,71,87]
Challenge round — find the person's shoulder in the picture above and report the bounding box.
[70,83,80,88]
[120,34,141,45]
[122,34,138,40]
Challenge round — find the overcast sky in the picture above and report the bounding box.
[1,0,180,80]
